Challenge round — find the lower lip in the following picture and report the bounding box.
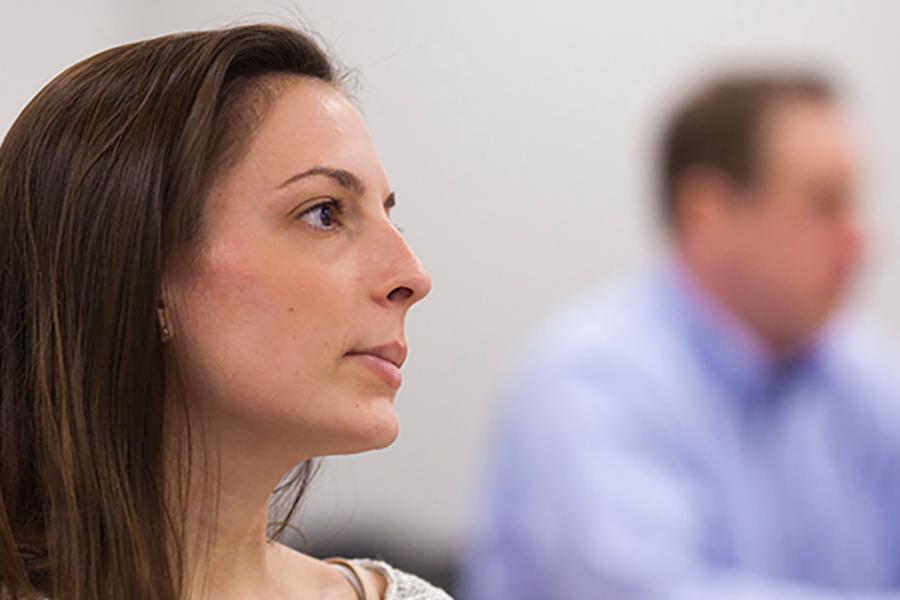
[346,353,403,388]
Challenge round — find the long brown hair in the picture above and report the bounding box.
[0,24,337,599]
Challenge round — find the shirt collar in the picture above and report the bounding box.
[658,256,827,397]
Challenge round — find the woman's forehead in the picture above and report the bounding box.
[239,79,384,187]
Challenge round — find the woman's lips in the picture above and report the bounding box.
[346,352,403,388]
[345,341,407,389]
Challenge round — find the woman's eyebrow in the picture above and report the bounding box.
[275,166,366,195]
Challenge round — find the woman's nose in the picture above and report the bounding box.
[374,226,432,309]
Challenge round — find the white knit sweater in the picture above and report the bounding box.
[20,559,453,599]
[350,559,453,600]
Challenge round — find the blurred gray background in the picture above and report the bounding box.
[4,0,900,587]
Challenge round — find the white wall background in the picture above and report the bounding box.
[4,0,900,559]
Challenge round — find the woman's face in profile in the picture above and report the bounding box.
[166,76,431,457]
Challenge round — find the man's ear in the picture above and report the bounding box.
[674,165,739,238]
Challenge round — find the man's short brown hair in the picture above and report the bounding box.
[661,73,834,224]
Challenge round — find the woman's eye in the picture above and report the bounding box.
[297,200,342,231]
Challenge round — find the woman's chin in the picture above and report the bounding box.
[330,400,400,455]
[358,406,401,450]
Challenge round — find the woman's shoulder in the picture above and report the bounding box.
[350,558,454,600]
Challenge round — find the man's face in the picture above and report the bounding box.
[724,99,863,346]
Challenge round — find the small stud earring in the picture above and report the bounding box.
[157,307,173,343]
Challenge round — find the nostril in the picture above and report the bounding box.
[388,286,414,303]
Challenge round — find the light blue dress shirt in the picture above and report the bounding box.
[461,262,900,599]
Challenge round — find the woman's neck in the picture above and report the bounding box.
[166,405,303,599]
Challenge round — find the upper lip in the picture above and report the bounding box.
[347,341,408,368]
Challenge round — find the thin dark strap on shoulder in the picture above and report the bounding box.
[326,557,368,600]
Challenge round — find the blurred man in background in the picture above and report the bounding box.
[461,74,900,599]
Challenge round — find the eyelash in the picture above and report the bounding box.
[294,198,405,234]
[296,199,344,231]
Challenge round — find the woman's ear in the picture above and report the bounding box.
[157,286,173,343]
[157,305,173,343]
